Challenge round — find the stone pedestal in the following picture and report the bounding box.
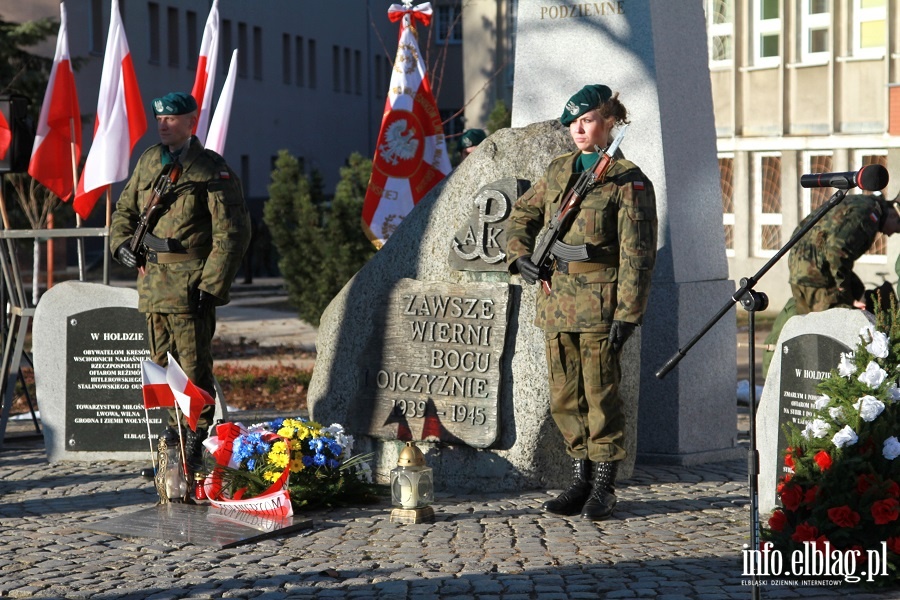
[511,0,740,464]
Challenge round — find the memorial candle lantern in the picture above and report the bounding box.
[389,442,434,523]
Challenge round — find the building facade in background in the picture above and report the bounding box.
[706,0,900,310]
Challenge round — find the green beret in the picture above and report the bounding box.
[460,129,487,148]
[152,92,198,116]
[560,84,612,126]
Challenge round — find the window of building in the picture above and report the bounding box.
[238,23,248,78]
[309,39,317,89]
[222,19,232,75]
[801,152,833,216]
[354,50,362,95]
[148,3,161,64]
[856,151,889,259]
[853,0,886,58]
[753,0,780,67]
[282,34,291,85]
[436,5,462,43]
[332,45,341,92]
[344,48,352,93]
[90,0,105,54]
[187,11,198,69]
[253,26,263,81]
[705,0,733,65]
[800,0,829,63]
[719,155,735,257]
[754,152,782,257]
[167,7,180,67]
[295,36,305,87]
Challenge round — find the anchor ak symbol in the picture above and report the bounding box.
[452,189,510,264]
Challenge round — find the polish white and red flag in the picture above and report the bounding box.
[190,0,219,144]
[361,2,451,248]
[166,352,215,432]
[28,1,82,201]
[0,104,11,160]
[141,361,175,409]
[205,49,237,155]
[73,0,146,220]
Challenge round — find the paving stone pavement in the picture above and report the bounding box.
[3,434,900,600]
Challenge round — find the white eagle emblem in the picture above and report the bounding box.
[378,119,419,166]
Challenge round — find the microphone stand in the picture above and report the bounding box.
[656,187,848,599]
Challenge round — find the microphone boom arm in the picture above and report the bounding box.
[656,188,848,379]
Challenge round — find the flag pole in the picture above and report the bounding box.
[104,188,111,284]
[143,405,157,476]
[173,401,189,479]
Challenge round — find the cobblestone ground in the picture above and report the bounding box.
[2,437,900,600]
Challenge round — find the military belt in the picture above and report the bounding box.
[146,245,212,264]
[554,256,617,275]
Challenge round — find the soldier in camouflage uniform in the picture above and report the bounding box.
[109,92,251,473]
[506,85,658,521]
[762,194,900,377]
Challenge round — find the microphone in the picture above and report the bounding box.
[799,164,889,192]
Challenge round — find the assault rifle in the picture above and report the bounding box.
[531,124,628,294]
[129,162,183,264]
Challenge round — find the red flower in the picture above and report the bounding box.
[784,447,795,469]
[814,535,830,552]
[827,505,861,528]
[791,522,819,543]
[886,536,900,554]
[858,473,879,494]
[769,510,788,532]
[814,450,832,471]
[887,480,900,498]
[872,498,900,525]
[804,485,819,505]
[781,484,804,512]
[845,545,866,564]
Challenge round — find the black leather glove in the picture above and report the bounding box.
[515,255,541,285]
[115,243,138,269]
[197,290,218,316]
[609,321,636,353]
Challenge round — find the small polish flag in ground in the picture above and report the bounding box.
[141,361,175,409]
[166,352,215,431]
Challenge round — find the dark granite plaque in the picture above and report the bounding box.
[363,279,509,448]
[83,504,313,549]
[65,307,159,452]
[776,334,849,481]
[448,178,528,272]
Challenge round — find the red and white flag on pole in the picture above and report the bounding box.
[205,49,237,155]
[165,352,215,432]
[28,1,82,201]
[141,361,175,409]
[0,110,11,160]
[361,2,451,248]
[73,0,146,220]
[190,0,219,143]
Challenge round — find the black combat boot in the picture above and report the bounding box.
[581,461,618,521]
[184,427,209,471]
[542,459,593,515]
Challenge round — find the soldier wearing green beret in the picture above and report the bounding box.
[110,91,251,475]
[459,128,487,161]
[506,84,658,521]
[762,194,900,376]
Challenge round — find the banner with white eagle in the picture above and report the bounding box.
[362,2,451,248]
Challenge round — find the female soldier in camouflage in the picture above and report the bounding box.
[506,84,658,521]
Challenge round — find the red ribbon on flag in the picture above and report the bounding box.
[387,2,433,27]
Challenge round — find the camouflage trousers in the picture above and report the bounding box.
[544,331,625,463]
[147,310,217,430]
[790,283,847,315]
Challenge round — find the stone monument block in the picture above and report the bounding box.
[758,308,873,514]
[33,281,226,463]
[511,0,739,464]
[308,121,641,492]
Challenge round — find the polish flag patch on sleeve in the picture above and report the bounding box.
[633,181,645,191]
[870,212,880,224]
[219,171,230,179]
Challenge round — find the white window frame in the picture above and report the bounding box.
[799,0,830,64]
[436,5,462,44]
[753,151,783,258]
[853,0,886,59]
[706,0,734,68]
[753,0,781,67]
[800,150,833,216]
[854,148,889,263]
[719,153,735,258]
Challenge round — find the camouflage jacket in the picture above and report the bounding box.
[788,194,883,298]
[506,152,658,333]
[109,137,251,313]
